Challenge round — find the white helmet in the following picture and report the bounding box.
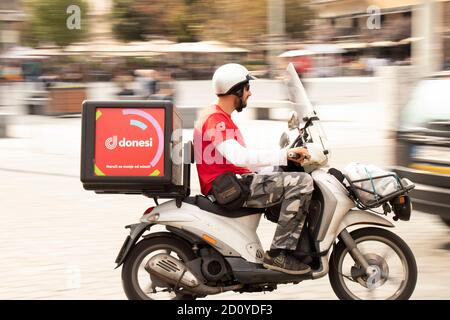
[212,63,255,95]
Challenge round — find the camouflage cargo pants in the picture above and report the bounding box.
[242,172,314,251]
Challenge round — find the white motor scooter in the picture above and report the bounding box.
[115,64,417,300]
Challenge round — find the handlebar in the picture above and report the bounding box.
[288,151,301,160]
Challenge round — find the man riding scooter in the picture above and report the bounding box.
[193,63,314,275]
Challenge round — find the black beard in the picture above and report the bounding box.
[235,97,247,113]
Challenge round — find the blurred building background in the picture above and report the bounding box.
[0,0,448,132]
[0,0,447,133]
[0,1,24,51]
[308,0,450,75]
[0,0,448,82]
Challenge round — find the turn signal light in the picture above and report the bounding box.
[202,234,217,246]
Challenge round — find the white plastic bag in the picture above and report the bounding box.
[343,162,401,204]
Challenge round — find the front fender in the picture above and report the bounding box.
[337,209,394,236]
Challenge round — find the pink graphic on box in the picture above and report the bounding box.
[122,109,164,167]
[94,108,165,176]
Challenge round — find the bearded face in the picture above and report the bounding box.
[233,83,251,112]
[234,95,247,112]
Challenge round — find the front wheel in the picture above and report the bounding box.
[329,227,417,300]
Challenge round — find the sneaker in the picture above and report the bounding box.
[263,251,311,275]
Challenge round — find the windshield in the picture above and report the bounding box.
[400,79,450,131]
[284,63,313,120]
[284,63,331,155]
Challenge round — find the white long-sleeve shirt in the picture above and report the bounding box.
[216,139,288,168]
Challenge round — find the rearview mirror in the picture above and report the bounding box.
[288,111,300,130]
[279,132,290,148]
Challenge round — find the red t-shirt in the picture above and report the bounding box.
[193,105,252,195]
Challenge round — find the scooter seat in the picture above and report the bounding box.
[183,195,263,218]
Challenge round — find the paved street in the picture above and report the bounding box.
[0,111,449,300]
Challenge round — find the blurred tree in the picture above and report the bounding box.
[112,0,147,41]
[285,0,315,40]
[22,0,88,47]
[111,0,314,43]
[196,0,314,43]
[196,0,266,44]
[112,0,200,42]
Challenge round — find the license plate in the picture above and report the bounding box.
[411,145,450,165]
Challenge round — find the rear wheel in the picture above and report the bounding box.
[122,236,197,300]
[329,227,417,300]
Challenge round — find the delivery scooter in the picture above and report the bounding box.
[113,64,418,300]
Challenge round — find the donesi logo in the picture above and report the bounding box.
[105,135,153,150]
[105,136,117,150]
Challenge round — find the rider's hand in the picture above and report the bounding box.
[287,147,311,165]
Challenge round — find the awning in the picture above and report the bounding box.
[64,40,170,56]
[336,42,368,49]
[369,40,399,47]
[398,37,423,45]
[278,49,313,58]
[63,40,248,56]
[368,38,422,47]
[164,41,249,53]
[0,46,67,59]
[305,44,346,54]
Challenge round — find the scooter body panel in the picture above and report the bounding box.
[142,199,264,263]
[311,169,393,252]
[142,169,396,264]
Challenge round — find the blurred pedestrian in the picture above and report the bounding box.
[135,69,158,98]
[116,74,135,97]
[150,70,175,101]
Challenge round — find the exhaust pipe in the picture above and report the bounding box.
[145,253,243,295]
